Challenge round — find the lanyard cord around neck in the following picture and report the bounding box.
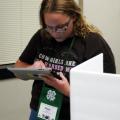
[62,37,75,74]
[68,37,75,51]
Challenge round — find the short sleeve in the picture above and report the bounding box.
[84,32,116,73]
[19,29,41,64]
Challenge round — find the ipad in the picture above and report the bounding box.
[7,67,61,80]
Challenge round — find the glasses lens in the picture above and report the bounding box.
[45,18,71,33]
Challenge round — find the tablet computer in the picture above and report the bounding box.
[7,67,61,80]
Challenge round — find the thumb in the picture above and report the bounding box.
[59,72,66,80]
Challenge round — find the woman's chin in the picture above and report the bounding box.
[55,38,65,42]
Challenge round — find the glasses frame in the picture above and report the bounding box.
[45,18,71,33]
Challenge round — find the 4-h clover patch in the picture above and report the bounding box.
[46,90,56,101]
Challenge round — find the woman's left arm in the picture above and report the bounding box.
[41,72,70,97]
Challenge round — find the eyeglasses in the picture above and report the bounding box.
[45,18,71,33]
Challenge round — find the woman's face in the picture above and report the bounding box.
[44,12,74,42]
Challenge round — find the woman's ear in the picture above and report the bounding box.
[71,15,77,22]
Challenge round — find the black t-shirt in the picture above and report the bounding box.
[19,29,116,120]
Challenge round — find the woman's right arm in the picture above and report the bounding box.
[15,59,31,68]
[15,59,45,68]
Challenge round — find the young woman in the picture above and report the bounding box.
[15,0,116,119]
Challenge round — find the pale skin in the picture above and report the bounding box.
[15,12,75,96]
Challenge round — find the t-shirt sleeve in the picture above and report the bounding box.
[19,29,41,64]
[84,32,116,73]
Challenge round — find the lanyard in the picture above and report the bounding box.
[37,84,63,120]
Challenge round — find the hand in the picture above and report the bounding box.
[41,72,70,96]
[30,60,45,68]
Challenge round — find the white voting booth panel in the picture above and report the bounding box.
[70,54,120,120]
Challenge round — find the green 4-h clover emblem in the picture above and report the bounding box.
[46,90,56,101]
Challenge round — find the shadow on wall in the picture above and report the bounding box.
[0,63,15,80]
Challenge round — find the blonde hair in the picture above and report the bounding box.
[40,0,101,38]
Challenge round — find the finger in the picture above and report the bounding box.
[59,72,66,80]
[41,76,55,86]
[39,61,46,68]
[33,61,45,68]
[45,75,62,84]
[42,75,62,86]
[42,75,56,80]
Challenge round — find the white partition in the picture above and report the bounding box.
[70,54,120,120]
